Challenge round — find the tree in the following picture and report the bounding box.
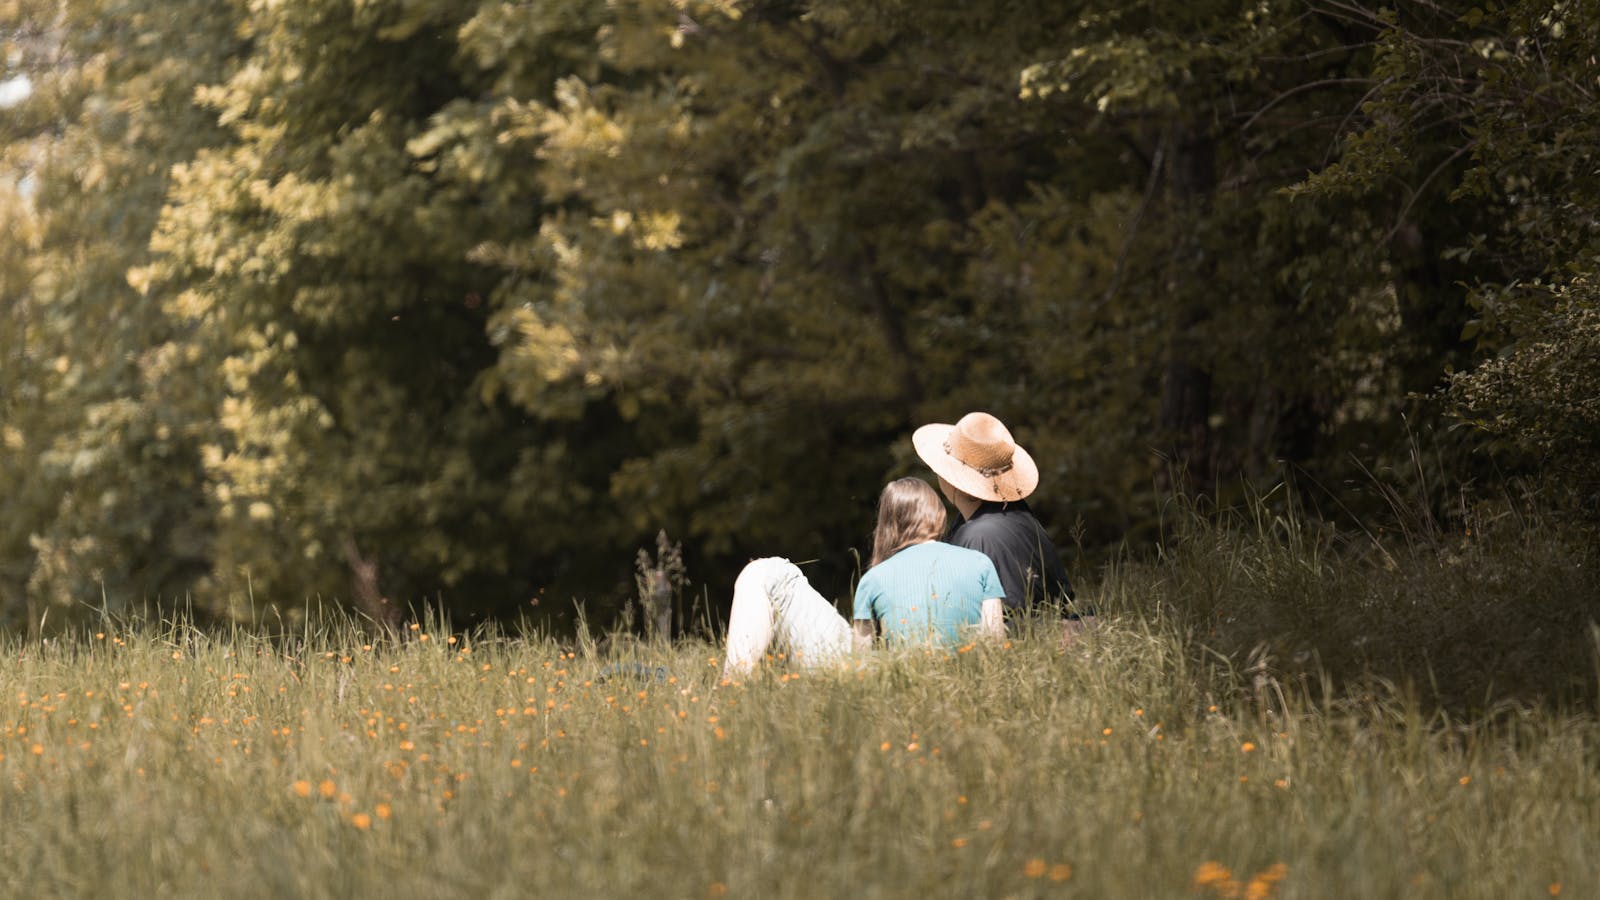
[144,0,635,624]
[6,0,1596,632]
[1295,0,1600,505]
[494,0,1435,583]
[0,0,241,628]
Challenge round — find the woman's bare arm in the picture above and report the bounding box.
[852,619,876,652]
[980,598,1005,641]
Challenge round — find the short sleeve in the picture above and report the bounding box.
[950,524,1016,604]
[978,555,1004,601]
[851,576,878,622]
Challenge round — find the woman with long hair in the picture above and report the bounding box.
[722,477,1005,677]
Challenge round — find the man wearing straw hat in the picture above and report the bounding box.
[913,412,1095,643]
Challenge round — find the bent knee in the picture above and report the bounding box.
[734,557,799,595]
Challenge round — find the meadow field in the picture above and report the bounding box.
[3,509,1598,898]
[0,621,1594,897]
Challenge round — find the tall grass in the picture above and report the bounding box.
[1122,493,1600,711]
[1,504,1596,898]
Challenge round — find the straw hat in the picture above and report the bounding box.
[912,412,1039,503]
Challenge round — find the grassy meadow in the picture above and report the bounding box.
[2,511,1598,898]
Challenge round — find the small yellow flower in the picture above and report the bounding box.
[292,780,312,798]
[1023,859,1047,878]
[1049,864,1072,882]
[350,812,372,830]
[951,838,968,848]
[375,803,392,820]
[1241,742,1257,753]
[318,779,337,800]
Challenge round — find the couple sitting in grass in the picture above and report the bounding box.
[723,412,1092,677]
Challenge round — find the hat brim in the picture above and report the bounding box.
[913,422,1039,503]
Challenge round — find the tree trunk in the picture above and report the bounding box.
[1159,130,1218,493]
[340,535,402,632]
[641,567,672,642]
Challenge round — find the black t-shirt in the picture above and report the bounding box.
[947,501,1085,618]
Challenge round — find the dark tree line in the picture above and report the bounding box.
[1,0,1596,630]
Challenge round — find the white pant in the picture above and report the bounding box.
[722,558,852,677]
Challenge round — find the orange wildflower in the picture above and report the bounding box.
[1193,861,1241,898]
[1244,863,1288,900]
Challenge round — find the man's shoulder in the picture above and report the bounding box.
[952,502,1040,541]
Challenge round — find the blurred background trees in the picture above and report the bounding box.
[1,0,1595,630]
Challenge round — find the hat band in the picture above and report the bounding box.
[944,439,1013,478]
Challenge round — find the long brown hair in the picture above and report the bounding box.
[869,478,948,567]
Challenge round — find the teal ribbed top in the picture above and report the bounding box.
[851,541,1003,645]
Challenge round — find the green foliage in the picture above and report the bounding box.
[0,180,42,622]
[0,0,241,625]
[1450,275,1600,494]
[484,0,1411,574]
[142,0,633,620]
[1289,1,1600,492]
[3,0,1600,627]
